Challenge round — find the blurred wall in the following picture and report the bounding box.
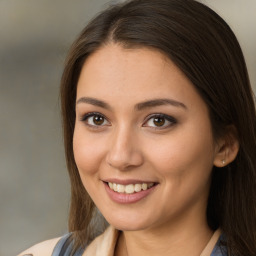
[204,0,256,88]
[0,1,255,256]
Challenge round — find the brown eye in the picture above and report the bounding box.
[143,114,177,129]
[153,117,165,126]
[93,115,105,125]
[81,113,110,127]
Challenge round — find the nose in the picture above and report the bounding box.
[106,125,143,171]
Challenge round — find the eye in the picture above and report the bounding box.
[80,112,110,127]
[143,114,177,129]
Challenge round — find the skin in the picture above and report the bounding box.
[73,44,237,256]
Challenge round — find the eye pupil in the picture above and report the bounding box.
[93,115,104,125]
[153,117,165,126]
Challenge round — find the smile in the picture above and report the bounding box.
[108,182,154,194]
[104,180,158,204]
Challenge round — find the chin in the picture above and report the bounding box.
[103,211,153,231]
[110,221,147,231]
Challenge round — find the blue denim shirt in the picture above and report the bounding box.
[211,234,227,256]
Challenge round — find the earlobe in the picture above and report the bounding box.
[213,126,240,167]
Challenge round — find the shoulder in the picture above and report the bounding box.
[83,226,119,255]
[17,236,61,256]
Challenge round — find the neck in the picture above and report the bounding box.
[115,212,213,256]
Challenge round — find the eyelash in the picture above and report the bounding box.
[80,112,110,129]
[143,114,177,129]
[80,112,177,129]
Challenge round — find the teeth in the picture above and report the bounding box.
[134,184,142,192]
[142,183,147,190]
[108,182,154,194]
[109,182,113,189]
[125,184,134,194]
[117,184,125,193]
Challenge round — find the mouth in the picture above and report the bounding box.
[105,181,156,194]
[103,180,158,204]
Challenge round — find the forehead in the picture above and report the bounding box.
[76,43,205,112]
[79,44,171,86]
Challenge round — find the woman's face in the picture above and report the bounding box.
[73,44,219,231]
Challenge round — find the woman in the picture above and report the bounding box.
[19,0,256,255]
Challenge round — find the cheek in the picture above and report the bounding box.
[143,126,215,219]
[73,125,105,176]
[146,123,215,179]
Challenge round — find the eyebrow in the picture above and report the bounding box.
[76,97,112,110]
[76,97,187,111]
[135,98,187,111]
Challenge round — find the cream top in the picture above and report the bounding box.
[18,226,222,256]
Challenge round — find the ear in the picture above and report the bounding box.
[213,125,240,167]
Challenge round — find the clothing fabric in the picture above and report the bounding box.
[51,233,85,256]
[52,226,227,256]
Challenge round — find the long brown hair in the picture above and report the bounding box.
[60,0,256,255]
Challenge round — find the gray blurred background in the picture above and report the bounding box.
[0,1,255,255]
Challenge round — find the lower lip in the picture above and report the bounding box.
[104,182,157,204]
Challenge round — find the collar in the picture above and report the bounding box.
[83,226,222,256]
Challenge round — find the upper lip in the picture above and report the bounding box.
[102,178,157,185]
